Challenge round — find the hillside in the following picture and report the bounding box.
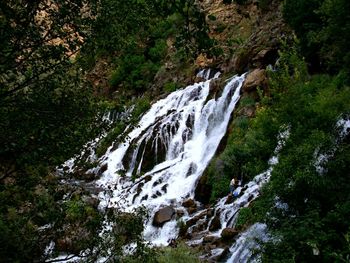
[1,0,349,262]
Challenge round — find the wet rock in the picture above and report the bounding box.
[221,228,239,240]
[152,206,175,227]
[151,191,162,199]
[161,184,168,193]
[194,173,212,204]
[192,221,207,233]
[203,235,218,244]
[144,175,152,182]
[248,194,255,202]
[97,163,108,176]
[182,199,196,208]
[187,207,197,214]
[153,178,163,187]
[186,163,198,177]
[225,194,234,204]
[216,246,230,262]
[176,209,185,218]
[209,213,221,231]
[186,210,207,227]
[243,69,267,92]
[141,195,148,202]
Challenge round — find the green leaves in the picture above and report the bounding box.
[283,0,350,75]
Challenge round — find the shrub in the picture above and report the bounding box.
[157,242,200,263]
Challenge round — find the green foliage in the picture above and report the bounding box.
[0,0,107,167]
[207,107,278,201]
[239,96,256,108]
[131,97,151,122]
[235,207,254,229]
[164,82,180,93]
[156,242,200,263]
[110,53,160,92]
[283,0,350,76]
[246,47,350,262]
[96,122,127,157]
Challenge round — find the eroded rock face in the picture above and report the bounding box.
[194,173,212,204]
[182,198,196,208]
[243,68,267,92]
[221,227,239,240]
[209,213,221,231]
[152,206,175,227]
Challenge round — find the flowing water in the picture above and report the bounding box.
[95,71,245,245]
[55,66,350,262]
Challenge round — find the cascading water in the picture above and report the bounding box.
[96,72,245,245]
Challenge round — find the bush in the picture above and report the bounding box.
[235,207,254,229]
[157,242,200,263]
[96,122,127,157]
[163,82,179,93]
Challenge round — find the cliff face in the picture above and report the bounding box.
[87,0,290,101]
[198,0,291,73]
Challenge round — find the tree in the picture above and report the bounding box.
[0,0,103,167]
[283,0,350,76]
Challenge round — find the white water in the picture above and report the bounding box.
[182,128,290,261]
[96,72,245,245]
[226,223,270,263]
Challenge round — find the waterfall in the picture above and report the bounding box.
[95,72,245,245]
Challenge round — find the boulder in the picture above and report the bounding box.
[152,206,175,227]
[194,173,212,204]
[216,246,230,262]
[242,69,267,92]
[209,213,221,231]
[97,163,108,176]
[203,235,219,244]
[221,227,239,240]
[196,53,213,68]
[186,210,207,227]
[182,198,196,208]
[225,194,234,205]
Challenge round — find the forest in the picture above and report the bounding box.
[0,0,349,262]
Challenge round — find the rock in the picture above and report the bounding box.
[144,175,152,182]
[252,48,278,68]
[182,199,196,208]
[221,228,239,240]
[194,173,212,204]
[216,246,230,262]
[196,53,213,68]
[82,195,99,208]
[203,235,218,244]
[152,206,175,227]
[248,194,255,202]
[97,163,108,176]
[209,213,221,231]
[233,50,250,74]
[186,210,207,227]
[56,225,91,254]
[242,69,267,92]
[176,209,185,218]
[186,163,198,177]
[161,184,168,193]
[238,105,256,118]
[187,207,197,214]
[225,194,234,204]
